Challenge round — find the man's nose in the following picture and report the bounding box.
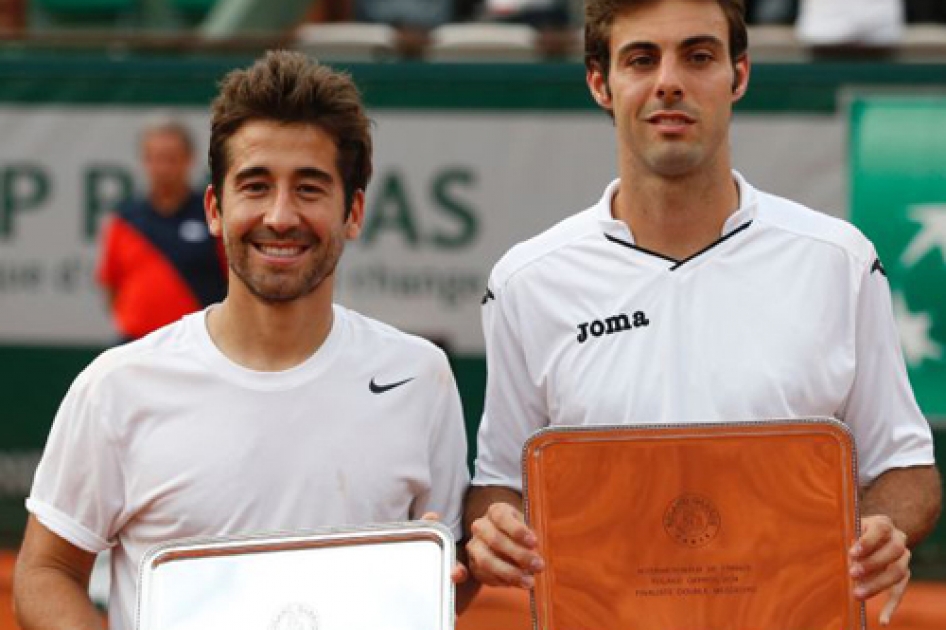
[264,189,301,232]
[655,59,685,103]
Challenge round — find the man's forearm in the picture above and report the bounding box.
[463,485,524,537]
[14,567,104,630]
[14,516,103,630]
[860,464,942,548]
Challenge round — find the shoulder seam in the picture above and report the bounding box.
[341,307,446,356]
[754,198,873,267]
[492,219,601,292]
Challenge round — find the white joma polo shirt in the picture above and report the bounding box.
[474,172,935,492]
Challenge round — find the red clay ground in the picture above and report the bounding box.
[456,583,946,630]
[0,551,941,629]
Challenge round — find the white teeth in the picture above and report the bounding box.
[258,245,303,258]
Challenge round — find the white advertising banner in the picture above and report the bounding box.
[0,107,844,353]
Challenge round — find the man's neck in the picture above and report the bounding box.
[206,282,335,372]
[613,164,740,261]
[149,185,191,217]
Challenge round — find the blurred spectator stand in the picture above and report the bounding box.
[295,21,400,62]
[0,0,26,32]
[428,22,540,61]
[481,0,570,28]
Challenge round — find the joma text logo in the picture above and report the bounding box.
[577,311,650,343]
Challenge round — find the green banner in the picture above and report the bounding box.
[850,96,946,420]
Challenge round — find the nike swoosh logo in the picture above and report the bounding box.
[369,377,414,394]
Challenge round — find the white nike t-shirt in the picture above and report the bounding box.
[28,304,469,630]
[474,173,935,492]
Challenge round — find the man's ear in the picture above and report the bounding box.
[587,63,613,111]
[345,189,365,240]
[204,185,222,237]
[731,54,750,101]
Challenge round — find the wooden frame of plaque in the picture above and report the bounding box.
[523,418,863,630]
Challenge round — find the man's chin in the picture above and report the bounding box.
[229,259,338,305]
[248,285,317,304]
[646,153,704,179]
[236,275,322,305]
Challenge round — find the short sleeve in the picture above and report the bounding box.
[411,351,470,540]
[472,277,549,493]
[840,250,936,485]
[27,367,126,553]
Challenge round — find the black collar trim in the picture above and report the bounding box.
[604,234,677,263]
[603,221,754,271]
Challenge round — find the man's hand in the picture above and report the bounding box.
[850,515,910,626]
[854,465,942,626]
[466,502,545,588]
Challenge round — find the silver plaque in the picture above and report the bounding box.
[136,522,455,630]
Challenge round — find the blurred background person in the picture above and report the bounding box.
[308,0,473,27]
[97,117,226,343]
[906,0,946,23]
[355,0,456,27]
[480,0,570,26]
[746,0,797,23]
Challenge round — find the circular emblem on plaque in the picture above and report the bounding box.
[663,493,721,547]
[270,603,319,630]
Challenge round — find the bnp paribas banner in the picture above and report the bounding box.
[0,106,847,353]
[850,95,946,418]
[0,107,613,352]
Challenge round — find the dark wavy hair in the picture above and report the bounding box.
[208,50,372,217]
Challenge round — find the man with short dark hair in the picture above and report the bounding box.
[464,0,940,624]
[15,51,470,630]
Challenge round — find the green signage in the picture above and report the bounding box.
[850,96,946,420]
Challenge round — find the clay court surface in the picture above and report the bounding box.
[457,582,946,630]
[0,550,942,629]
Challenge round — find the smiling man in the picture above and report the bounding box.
[14,51,469,630]
[464,0,941,625]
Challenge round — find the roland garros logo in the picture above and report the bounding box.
[270,603,319,630]
[663,494,721,547]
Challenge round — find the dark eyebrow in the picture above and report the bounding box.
[615,35,725,61]
[233,166,271,184]
[233,166,335,185]
[615,41,659,61]
[296,167,334,184]
[680,35,725,51]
